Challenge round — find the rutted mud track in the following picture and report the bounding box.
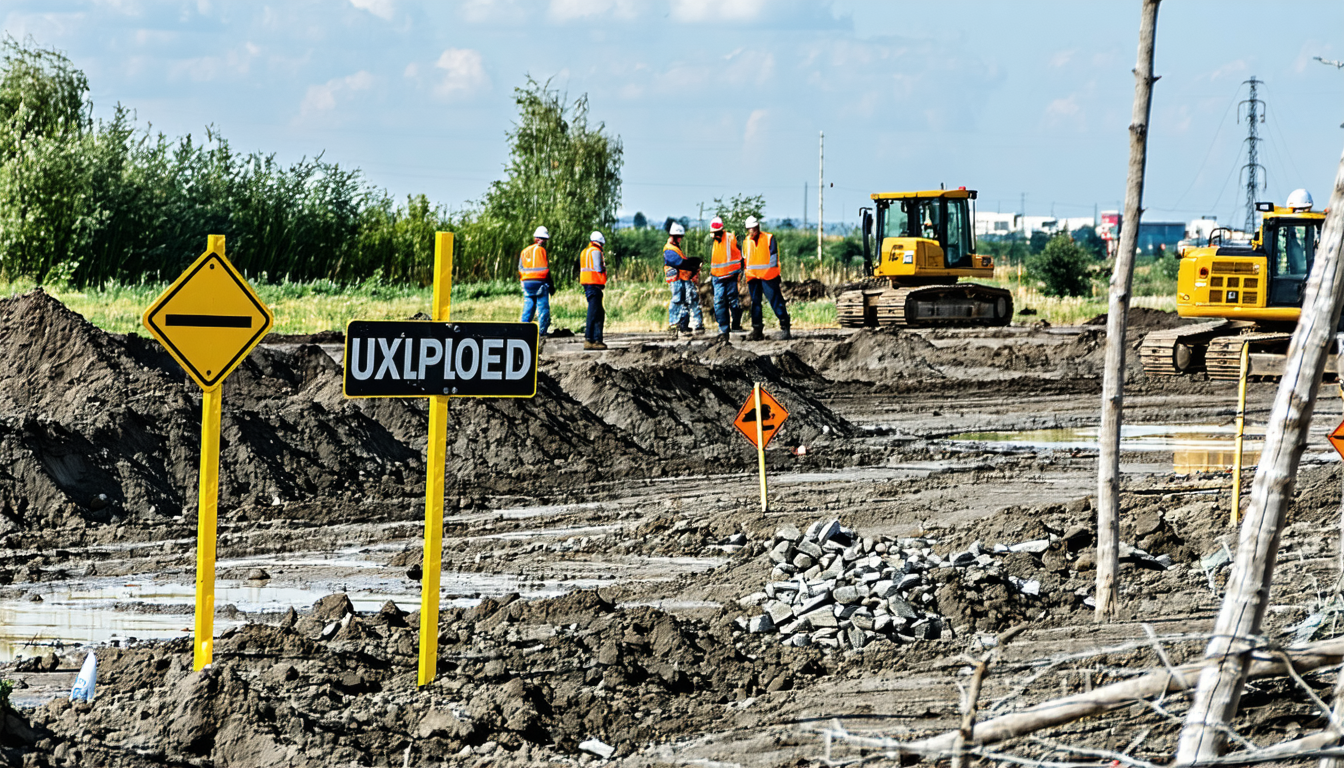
[3,290,1344,767]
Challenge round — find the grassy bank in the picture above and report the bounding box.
[4,261,1176,336]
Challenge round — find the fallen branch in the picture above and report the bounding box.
[890,636,1344,755]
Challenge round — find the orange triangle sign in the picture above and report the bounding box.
[1331,419,1344,462]
[733,386,789,450]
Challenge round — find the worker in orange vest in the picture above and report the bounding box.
[663,222,704,337]
[579,231,608,350]
[743,216,790,340]
[518,225,552,336]
[708,216,743,340]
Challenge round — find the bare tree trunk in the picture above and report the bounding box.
[1175,148,1344,764]
[1096,0,1161,621]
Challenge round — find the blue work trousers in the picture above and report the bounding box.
[747,276,789,328]
[583,285,605,343]
[520,280,551,336]
[667,279,703,329]
[712,276,743,333]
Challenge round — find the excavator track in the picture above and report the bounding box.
[1137,321,1230,377]
[1204,332,1292,381]
[836,284,1013,329]
[836,289,884,328]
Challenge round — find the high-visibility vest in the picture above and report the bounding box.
[580,243,607,286]
[664,241,693,283]
[743,231,779,281]
[519,243,549,282]
[709,233,742,278]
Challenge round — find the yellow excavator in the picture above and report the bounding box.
[838,188,1013,328]
[1140,189,1330,380]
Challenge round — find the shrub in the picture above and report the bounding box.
[1029,234,1095,297]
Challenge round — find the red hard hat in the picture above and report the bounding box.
[710,217,724,231]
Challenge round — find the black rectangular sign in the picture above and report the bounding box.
[343,321,539,399]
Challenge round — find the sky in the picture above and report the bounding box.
[5,0,1344,230]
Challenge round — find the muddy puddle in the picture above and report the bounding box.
[945,423,1276,472]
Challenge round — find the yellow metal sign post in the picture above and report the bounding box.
[339,232,540,686]
[142,235,273,670]
[1231,342,1250,526]
[420,232,452,687]
[754,384,768,512]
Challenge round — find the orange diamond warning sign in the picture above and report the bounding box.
[733,386,789,450]
[142,238,273,391]
[1330,419,1344,462]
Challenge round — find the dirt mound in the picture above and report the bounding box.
[791,327,947,382]
[1083,306,1195,335]
[0,291,664,537]
[15,594,843,766]
[551,343,853,467]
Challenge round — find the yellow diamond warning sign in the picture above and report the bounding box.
[142,236,273,390]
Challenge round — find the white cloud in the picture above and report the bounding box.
[1049,49,1075,68]
[1046,96,1079,118]
[744,108,767,143]
[404,62,419,78]
[548,0,639,22]
[435,48,490,97]
[671,0,766,23]
[1208,59,1248,81]
[460,0,525,23]
[300,70,376,116]
[349,0,395,20]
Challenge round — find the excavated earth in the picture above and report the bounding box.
[2,290,1343,766]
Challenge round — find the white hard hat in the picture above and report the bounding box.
[589,231,605,245]
[668,222,686,236]
[710,217,725,231]
[533,226,550,239]
[1287,189,1314,211]
[744,216,760,229]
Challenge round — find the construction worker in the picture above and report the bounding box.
[708,216,743,339]
[664,222,704,337]
[580,231,608,350]
[519,225,552,336]
[743,216,790,340]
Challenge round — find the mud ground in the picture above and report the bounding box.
[2,290,1344,767]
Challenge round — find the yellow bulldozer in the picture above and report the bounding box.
[838,188,1013,328]
[1139,189,1330,380]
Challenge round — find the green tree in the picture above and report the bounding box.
[1028,229,1051,254]
[1072,224,1105,258]
[632,211,647,229]
[460,77,623,284]
[1029,233,1095,297]
[713,194,765,237]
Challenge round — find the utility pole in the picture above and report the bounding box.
[803,182,808,230]
[1096,0,1161,622]
[1241,77,1266,234]
[818,131,824,262]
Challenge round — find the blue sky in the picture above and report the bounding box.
[6,0,1344,229]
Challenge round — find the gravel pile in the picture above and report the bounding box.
[734,518,1045,651]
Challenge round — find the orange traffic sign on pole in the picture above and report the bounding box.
[1330,418,1344,461]
[733,386,789,450]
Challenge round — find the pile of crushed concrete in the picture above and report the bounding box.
[735,518,1047,650]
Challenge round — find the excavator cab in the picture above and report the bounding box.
[1264,217,1318,306]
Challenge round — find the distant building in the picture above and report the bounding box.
[975,212,1096,239]
[975,212,1019,237]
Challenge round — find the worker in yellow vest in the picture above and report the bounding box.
[579,231,608,350]
[518,225,552,336]
[743,216,790,340]
[663,222,704,337]
[708,216,743,340]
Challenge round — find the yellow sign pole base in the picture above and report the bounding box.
[194,385,221,670]
[418,232,454,686]
[1231,342,1250,527]
[754,383,768,513]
